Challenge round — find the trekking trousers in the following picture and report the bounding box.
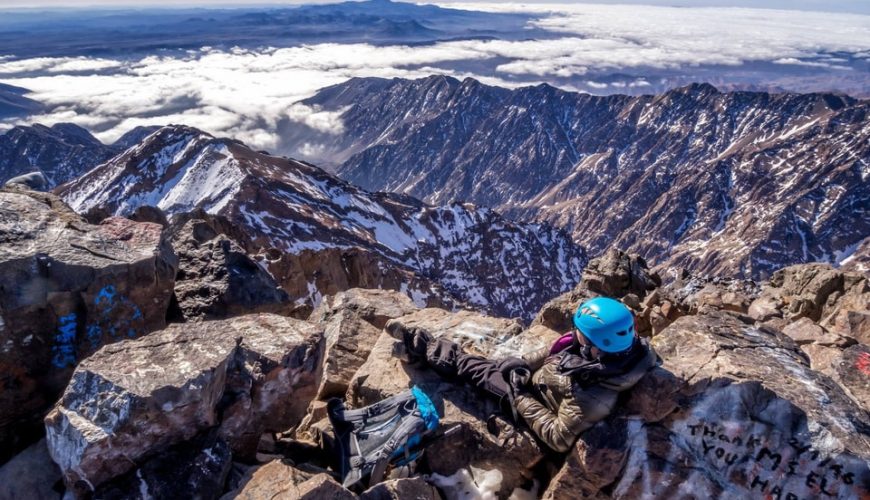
[419,337,530,415]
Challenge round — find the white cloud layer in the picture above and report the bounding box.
[0,3,868,151]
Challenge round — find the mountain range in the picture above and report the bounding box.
[0,123,157,188]
[286,76,870,279]
[57,125,586,320]
[1,77,867,292]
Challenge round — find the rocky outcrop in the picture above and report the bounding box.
[44,314,323,495]
[359,477,440,500]
[544,312,870,499]
[93,433,232,500]
[223,460,355,500]
[533,249,665,334]
[0,187,177,462]
[310,288,420,330]
[3,245,861,499]
[748,263,869,326]
[170,218,294,321]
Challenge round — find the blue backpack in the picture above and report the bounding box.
[328,386,440,489]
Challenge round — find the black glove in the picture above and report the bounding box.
[498,357,532,391]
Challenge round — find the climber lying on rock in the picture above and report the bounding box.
[403,297,657,452]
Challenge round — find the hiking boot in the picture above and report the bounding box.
[402,329,433,363]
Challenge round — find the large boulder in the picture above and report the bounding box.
[748,263,869,325]
[348,310,543,498]
[359,477,441,500]
[222,460,355,500]
[310,288,420,330]
[834,344,870,413]
[305,289,422,402]
[543,312,870,499]
[581,248,660,299]
[0,187,177,461]
[171,218,295,321]
[44,314,323,494]
[532,248,660,333]
[92,433,232,500]
[314,309,383,400]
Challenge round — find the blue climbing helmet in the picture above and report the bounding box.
[573,297,636,353]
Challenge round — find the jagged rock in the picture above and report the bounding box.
[750,263,867,323]
[348,324,543,498]
[544,312,870,499]
[44,314,323,493]
[580,249,660,299]
[800,343,844,376]
[663,270,760,315]
[223,460,354,500]
[171,219,294,321]
[385,308,524,356]
[532,286,596,333]
[532,249,660,333]
[835,344,870,413]
[310,288,420,330]
[0,438,62,500]
[359,477,441,500]
[829,310,870,345]
[0,187,177,461]
[781,317,848,347]
[128,205,169,227]
[316,309,383,399]
[92,434,232,500]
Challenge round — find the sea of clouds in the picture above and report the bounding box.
[0,2,868,152]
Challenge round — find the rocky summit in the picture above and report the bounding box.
[58,125,586,320]
[0,230,864,499]
[289,76,869,279]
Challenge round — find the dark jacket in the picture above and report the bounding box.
[514,338,657,452]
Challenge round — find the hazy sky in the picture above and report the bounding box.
[1,0,869,14]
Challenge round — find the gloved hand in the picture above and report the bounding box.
[509,366,531,391]
[498,357,532,391]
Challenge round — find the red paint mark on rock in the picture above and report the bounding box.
[856,352,870,376]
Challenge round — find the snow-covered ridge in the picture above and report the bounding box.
[59,125,587,320]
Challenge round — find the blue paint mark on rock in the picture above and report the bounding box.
[95,285,116,306]
[51,314,77,368]
[82,284,145,353]
[86,324,102,350]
